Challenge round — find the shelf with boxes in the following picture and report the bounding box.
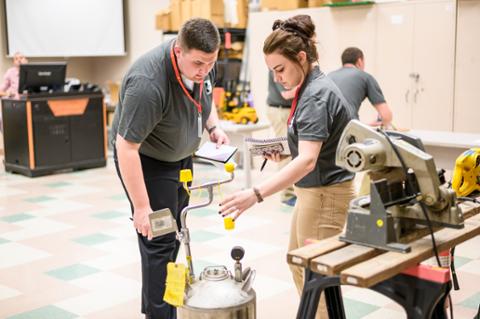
[156,0,248,32]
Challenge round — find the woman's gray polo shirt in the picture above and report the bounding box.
[288,66,355,188]
[111,39,215,162]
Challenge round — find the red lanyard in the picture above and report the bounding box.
[170,44,204,114]
[287,86,302,126]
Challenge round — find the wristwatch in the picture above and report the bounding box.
[252,187,264,203]
[207,125,217,134]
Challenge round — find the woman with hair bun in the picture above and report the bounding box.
[220,15,355,317]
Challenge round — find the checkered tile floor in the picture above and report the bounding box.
[0,153,479,319]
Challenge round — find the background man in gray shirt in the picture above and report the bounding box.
[329,47,393,128]
[111,19,228,319]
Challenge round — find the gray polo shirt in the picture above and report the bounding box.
[111,39,215,162]
[266,71,291,107]
[288,66,354,188]
[328,67,386,118]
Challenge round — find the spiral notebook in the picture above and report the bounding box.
[245,136,290,156]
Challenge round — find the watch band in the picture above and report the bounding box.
[207,125,217,134]
[252,187,264,203]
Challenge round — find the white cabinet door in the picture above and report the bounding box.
[375,3,415,130]
[412,0,456,131]
[454,0,480,133]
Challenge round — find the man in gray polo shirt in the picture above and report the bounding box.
[111,18,228,319]
[329,47,393,128]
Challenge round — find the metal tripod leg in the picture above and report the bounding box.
[296,269,346,319]
[371,273,451,319]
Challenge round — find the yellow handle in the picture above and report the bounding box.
[224,162,235,173]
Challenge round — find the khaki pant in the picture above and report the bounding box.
[288,180,355,318]
[266,105,295,200]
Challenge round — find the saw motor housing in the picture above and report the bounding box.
[336,120,464,253]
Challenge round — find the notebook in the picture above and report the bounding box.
[245,136,290,156]
[194,142,238,163]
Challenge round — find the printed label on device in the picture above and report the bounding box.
[149,208,178,238]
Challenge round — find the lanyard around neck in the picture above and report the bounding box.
[170,43,204,114]
[287,85,302,126]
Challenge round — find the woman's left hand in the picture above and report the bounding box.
[219,189,258,220]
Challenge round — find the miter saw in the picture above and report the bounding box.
[335,120,464,253]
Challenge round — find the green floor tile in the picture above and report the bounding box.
[110,194,127,200]
[343,297,380,319]
[190,230,223,242]
[45,182,71,188]
[73,233,116,246]
[7,305,77,319]
[92,210,126,220]
[279,204,294,214]
[0,238,10,244]
[47,264,100,281]
[461,292,480,309]
[190,208,217,217]
[453,256,472,268]
[1,213,35,223]
[25,196,55,203]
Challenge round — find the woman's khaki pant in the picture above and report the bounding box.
[289,180,355,318]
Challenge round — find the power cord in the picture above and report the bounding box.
[378,129,442,267]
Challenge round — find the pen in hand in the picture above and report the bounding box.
[260,158,268,172]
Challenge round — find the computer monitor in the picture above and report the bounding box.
[18,62,67,94]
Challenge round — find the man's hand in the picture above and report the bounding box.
[133,207,153,240]
[209,127,230,147]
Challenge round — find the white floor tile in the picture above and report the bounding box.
[2,218,73,241]
[253,273,294,301]
[0,284,21,300]
[362,307,406,319]
[69,272,140,293]
[0,243,50,269]
[343,286,395,307]
[458,259,480,275]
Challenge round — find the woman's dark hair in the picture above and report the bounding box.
[263,15,318,70]
[178,18,220,53]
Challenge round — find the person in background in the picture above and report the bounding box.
[219,15,355,318]
[0,52,28,132]
[0,52,28,98]
[328,47,393,128]
[266,71,297,206]
[111,18,229,319]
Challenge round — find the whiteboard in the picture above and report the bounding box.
[5,0,126,57]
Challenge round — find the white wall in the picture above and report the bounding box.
[0,0,169,88]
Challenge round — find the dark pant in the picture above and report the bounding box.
[114,150,192,319]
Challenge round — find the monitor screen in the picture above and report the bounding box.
[18,62,67,94]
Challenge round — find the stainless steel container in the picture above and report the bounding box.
[179,265,256,319]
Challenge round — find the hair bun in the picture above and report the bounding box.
[272,19,284,31]
[283,15,315,39]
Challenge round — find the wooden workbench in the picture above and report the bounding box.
[287,198,480,288]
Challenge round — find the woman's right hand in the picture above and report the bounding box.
[264,151,288,162]
[133,207,153,240]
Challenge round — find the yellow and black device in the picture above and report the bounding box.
[452,148,480,197]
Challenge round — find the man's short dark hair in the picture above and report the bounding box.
[178,18,220,53]
[341,47,364,65]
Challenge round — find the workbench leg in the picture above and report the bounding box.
[371,273,450,319]
[296,270,346,319]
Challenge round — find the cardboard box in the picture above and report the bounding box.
[191,0,225,26]
[261,0,308,11]
[170,0,182,31]
[155,10,171,31]
[308,0,330,7]
[180,0,192,25]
